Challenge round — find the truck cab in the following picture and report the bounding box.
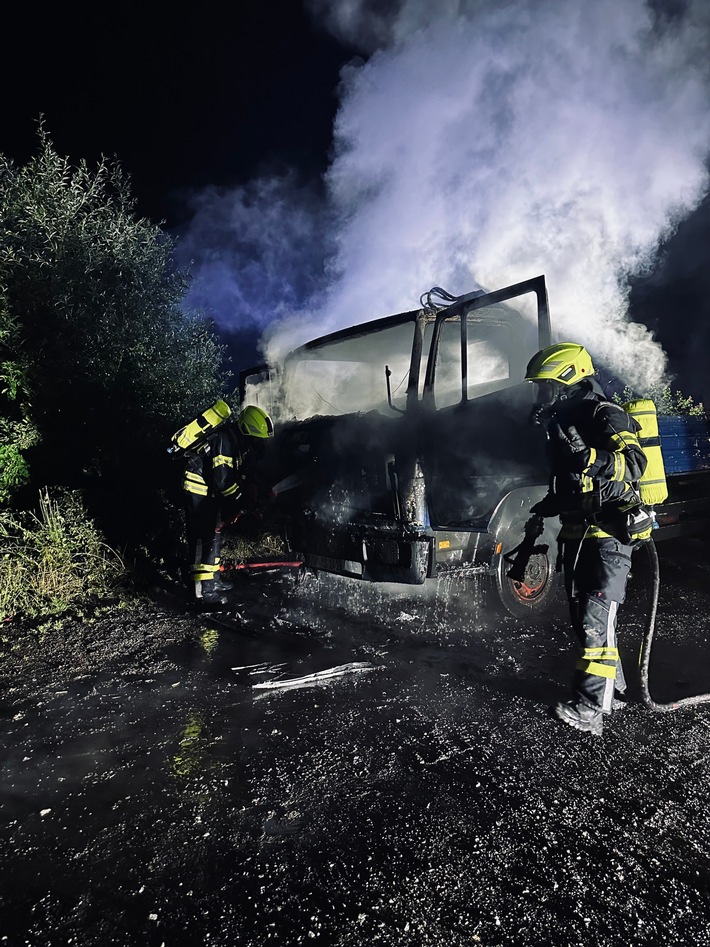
[241,275,563,615]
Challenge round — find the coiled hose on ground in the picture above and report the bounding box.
[639,538,710,712]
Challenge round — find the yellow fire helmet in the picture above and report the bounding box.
[237,405,274,438]
[525,342,595,387]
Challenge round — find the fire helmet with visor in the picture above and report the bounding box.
[237,405,274,438]
[525,342,595,407]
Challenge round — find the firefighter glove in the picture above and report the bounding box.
[554,422,591,472]
[530,493,560,517]
[529,402,556,427]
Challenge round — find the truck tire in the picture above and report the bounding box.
[493,540,560,619]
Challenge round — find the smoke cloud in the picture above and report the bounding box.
[173,172,331,333]
[181,0,710,391]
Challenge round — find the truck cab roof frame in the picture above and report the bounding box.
[421,274,551,401]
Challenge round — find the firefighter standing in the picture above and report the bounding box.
[183,404,274,607]
[524,343,648,735]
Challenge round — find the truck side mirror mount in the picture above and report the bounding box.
[385,364,406,415]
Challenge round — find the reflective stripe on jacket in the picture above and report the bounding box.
[182,426,244,501]
[549,384,647,540]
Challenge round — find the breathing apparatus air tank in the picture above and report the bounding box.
[167,399,232,455]
[624,398,668,505]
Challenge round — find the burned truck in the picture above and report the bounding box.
[241,275,710,617]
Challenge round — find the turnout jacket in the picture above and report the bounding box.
[545,380,647,540]
[182,425,245,504]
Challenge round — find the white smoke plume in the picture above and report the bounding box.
[261,0,709,390]
[177,0,710,392]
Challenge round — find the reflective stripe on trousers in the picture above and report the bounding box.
[563,537,633,713]
[573,598,624,713]
[185,494,222,598]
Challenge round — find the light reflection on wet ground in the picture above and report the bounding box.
[3,541,710,944]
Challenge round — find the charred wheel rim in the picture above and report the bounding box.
[509,552,550,601]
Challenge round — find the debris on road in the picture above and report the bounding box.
[250,661,382,690]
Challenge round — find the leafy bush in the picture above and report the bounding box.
[0,488,128,621]
[0,299,36,505]
[0,416,38,506]
[651,386,706,417]
[0,441,29,506]
[614,385,706,417]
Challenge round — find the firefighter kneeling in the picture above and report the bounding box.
[175,403,274,608]
[525,343,654,736]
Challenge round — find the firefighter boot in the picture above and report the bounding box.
[553,700,603,736]
[194,580,228,609]
[212,572,234,593]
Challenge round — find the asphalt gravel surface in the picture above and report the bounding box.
[2,537,710,946]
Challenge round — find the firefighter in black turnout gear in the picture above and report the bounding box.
[183,405,274,607]
[525,343,648,736]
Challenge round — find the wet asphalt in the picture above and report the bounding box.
[3,538,710,946]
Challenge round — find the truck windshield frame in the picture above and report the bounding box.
[422,274,551,407]
[277,310,422,420]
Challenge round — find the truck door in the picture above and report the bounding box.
[239,365,278,417]
[419,275,551,530]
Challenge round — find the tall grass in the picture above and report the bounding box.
[0,488,128,621]
[219,524,287,565]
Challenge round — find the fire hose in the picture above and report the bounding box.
[506,516,710,713]
[638,538,710,712]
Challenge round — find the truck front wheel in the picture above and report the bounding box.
[493,541,560,619]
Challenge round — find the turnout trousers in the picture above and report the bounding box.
[562,536,634,713]
[185,493,223,598]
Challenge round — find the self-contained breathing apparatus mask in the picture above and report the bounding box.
[529,379,592,428]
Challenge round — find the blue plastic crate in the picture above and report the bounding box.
[658,416,710,474]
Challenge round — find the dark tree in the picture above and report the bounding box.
[0,126,230,557]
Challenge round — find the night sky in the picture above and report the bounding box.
[2,2,347,228]
[3,1,710,401]
[2,1,351,372]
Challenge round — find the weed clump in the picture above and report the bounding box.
[220,526,288,565]
[0,488,129,621]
